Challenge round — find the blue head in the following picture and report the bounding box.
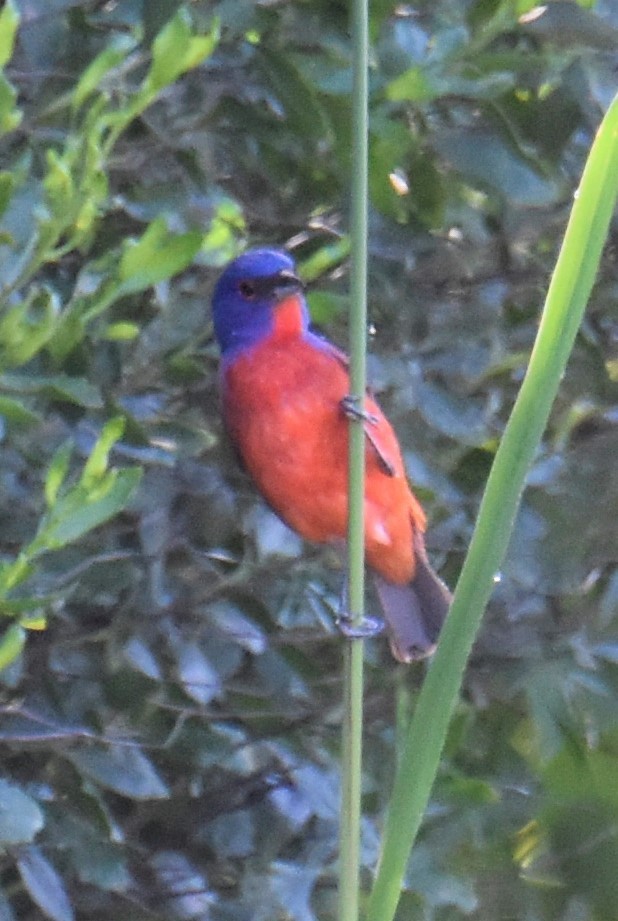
[212,248,308,356]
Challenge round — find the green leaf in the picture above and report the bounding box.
[521,0,618,49]
[17,846,75,921]
[258,49,331,140]
[0,778,43,844]
[81,416,126,488]
[143,9,220,96]
[0,373,103,408]
[70,837,131,893]
[0,74,22,136]
[118,218,202,294]
[369,119,417,220]
[306,290,348,325]
[0,171,15,218]
[435,128,561,206]
[0,555,33,597]
[385,65,439,102]
[73,34,138,110]
[0,624,25,671]
[200,196,246,265]
[406,844,479,913]
[543,741,618,807]
[298,238,350,282]
[68,744,169,799]
[45,441,73,508]
[174,639,221,705]
[0,286,60,369]
[0,1,19,69]
[101,321,140,341]
[42,149,75,214]
[0,396,41,428]
[36,467,141,550]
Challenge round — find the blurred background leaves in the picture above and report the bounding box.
[0,0,616,919]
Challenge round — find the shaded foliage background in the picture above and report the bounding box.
[0,0,617,919]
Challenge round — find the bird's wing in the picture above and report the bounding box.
[363,423,397,477]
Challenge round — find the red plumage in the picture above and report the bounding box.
[220,293,451,661]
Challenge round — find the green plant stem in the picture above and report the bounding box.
[366,91,618,921]
[339,0,369,919]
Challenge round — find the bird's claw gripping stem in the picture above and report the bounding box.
[340,394,379,426]
[337,612,384,640]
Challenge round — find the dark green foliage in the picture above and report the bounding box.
[0,1,616,919]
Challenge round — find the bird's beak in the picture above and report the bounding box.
[273,269,304,300]
[241,269,305,302]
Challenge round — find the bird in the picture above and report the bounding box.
[211,247,451,662]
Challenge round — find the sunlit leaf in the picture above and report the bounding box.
[44,441,73,508]
[0,1,19,69]
[385,65,439,102]
[81,416,125,487]
[42,149,74,214]
[118,218,202,294]
[0,395,40,427]
[36,468,141,550]
[72,34,138,110]
[143,9,220,96]
[101,321,140,341]
[0,74,22,136]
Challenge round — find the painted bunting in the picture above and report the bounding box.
[212,248,451,662]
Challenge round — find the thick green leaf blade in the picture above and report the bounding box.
[367,89,618,921]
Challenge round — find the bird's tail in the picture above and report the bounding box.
[373,534,451,663]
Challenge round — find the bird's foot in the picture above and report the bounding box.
[337,612,384,639]
[340,394,378,426]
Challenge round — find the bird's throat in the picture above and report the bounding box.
[272,295,306,340]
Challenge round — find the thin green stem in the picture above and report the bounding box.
[347,0,368,624]
[366,91,618,921]
[339,0,369,919]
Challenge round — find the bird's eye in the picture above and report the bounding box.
[238,280,256,299]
